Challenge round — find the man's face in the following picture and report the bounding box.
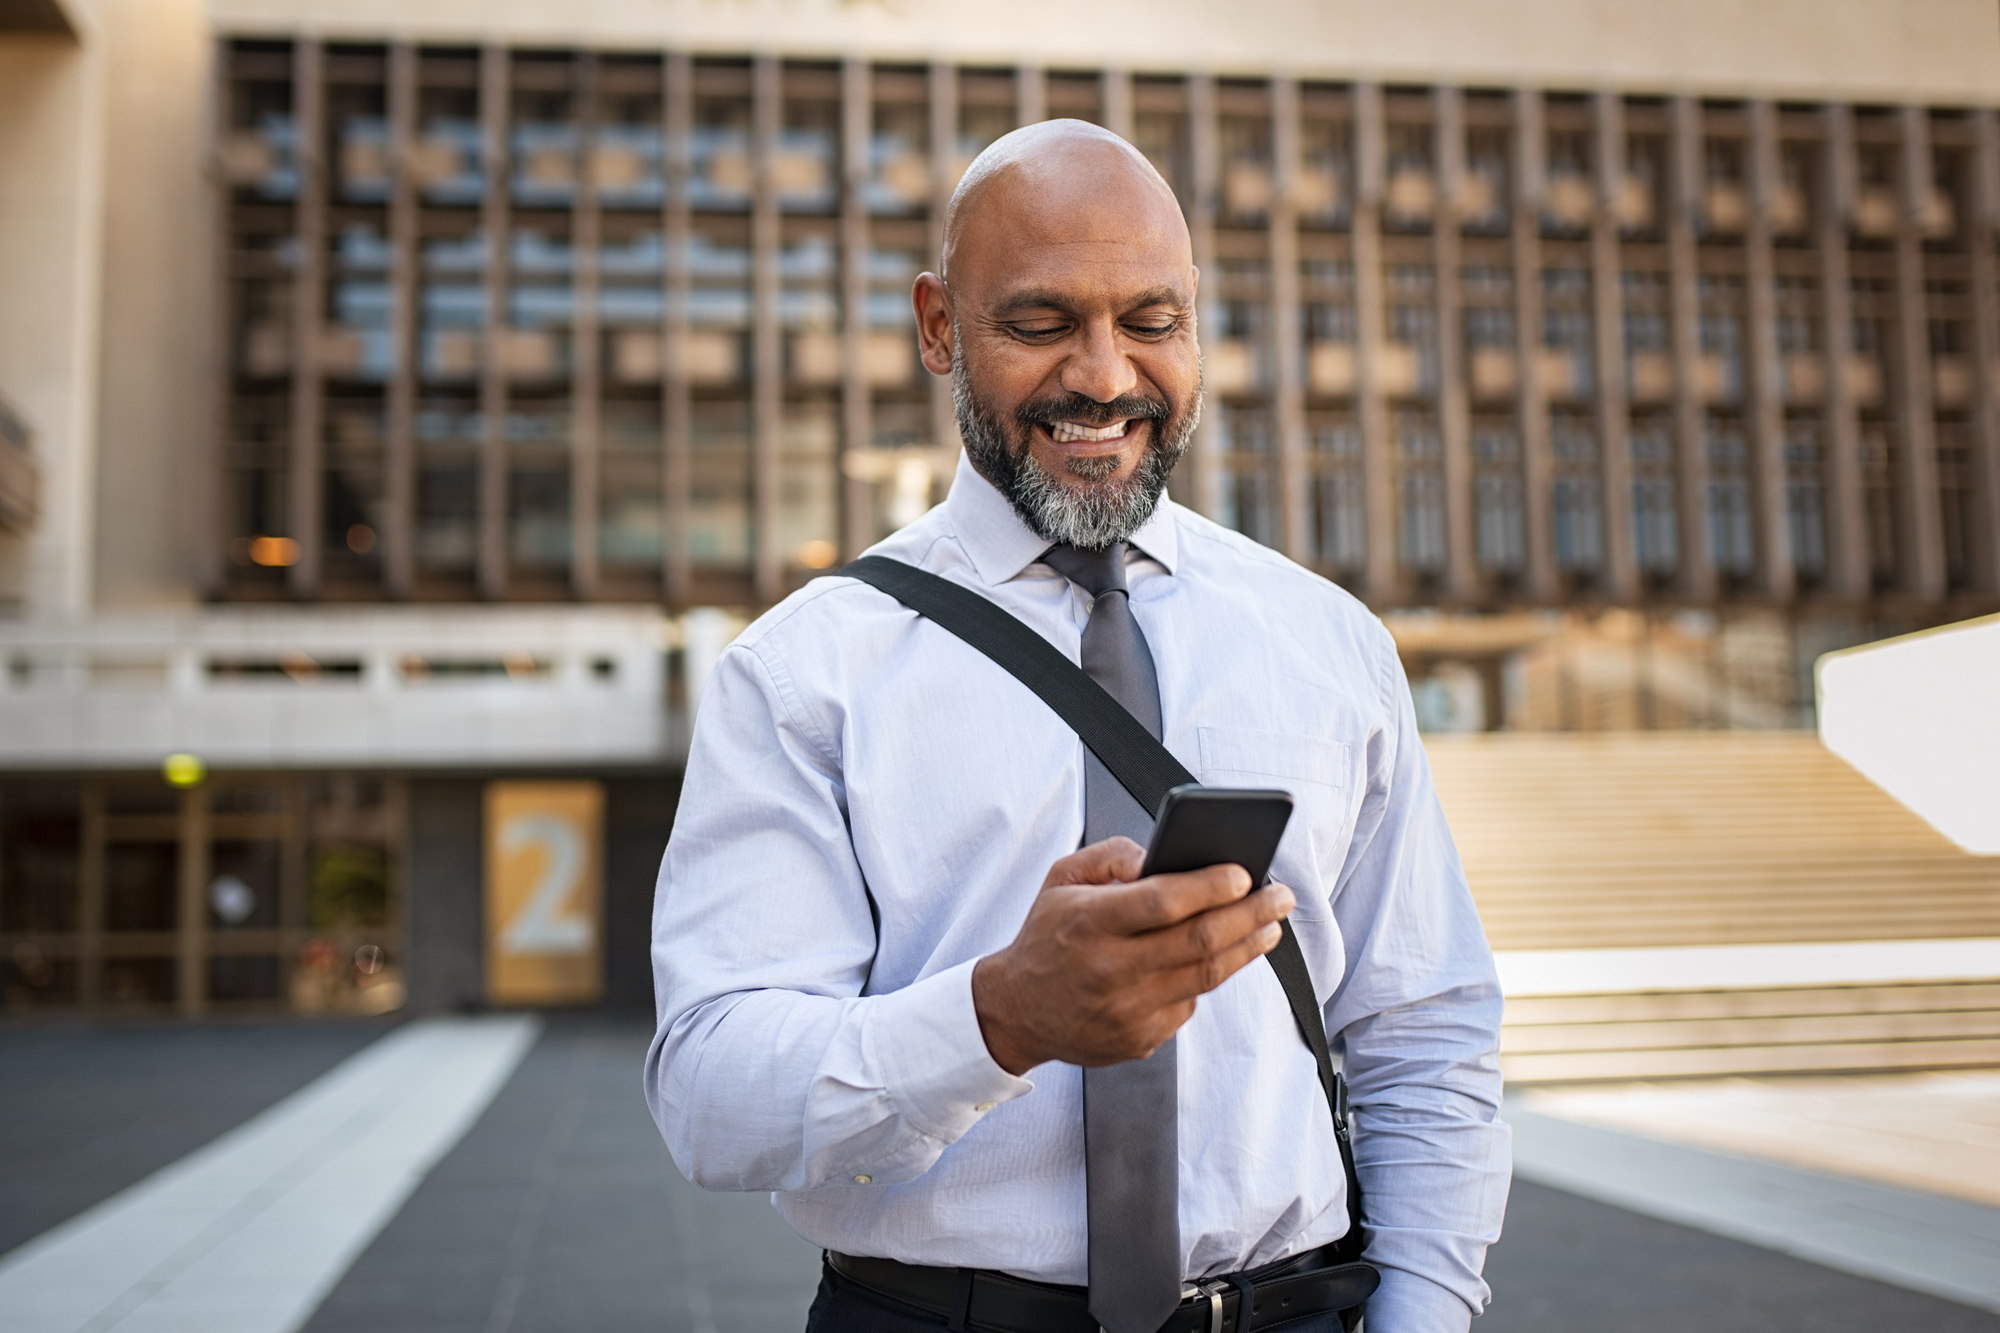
[914,140,1201,548]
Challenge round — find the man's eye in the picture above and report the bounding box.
[1126,321,1180,339]
[1009,324,1068,340]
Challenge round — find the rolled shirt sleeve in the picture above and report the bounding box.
[1327,626,1512,1329]
[645,638,1031,1194]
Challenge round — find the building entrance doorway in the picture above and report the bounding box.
[0,774,406,1015]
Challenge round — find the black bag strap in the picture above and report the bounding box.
[841,555,1365,1257]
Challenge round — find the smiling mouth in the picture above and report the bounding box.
[1048,419,1136,444]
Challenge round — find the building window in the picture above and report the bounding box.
[1218,405,1278,549]
[1543,128,1591,237]
[1550,412,1602,575]
[1784,417,1827,584]
[1386,264,1438,397]
[1937,423,1976,591]
[1310,417,1366,574]
[1630,415,1678,577]
[1697,274,1744,404]
[1299,116,1352,229]
[1221,110,1274,226]
[1541,267,1593,400]
[506,398,572,576]
[1461,123,1509,235]
[1471,419,1525,574]
[1705,415,1754,579]
[1860,424,1900,590]
[1384,119,1436,233]
[1395,411,1446,573]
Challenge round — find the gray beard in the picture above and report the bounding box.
[951,342,1200,551]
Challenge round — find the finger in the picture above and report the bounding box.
[1141,919,1287,1004]
[1090,862,1255,935]
[1042,836,1148,890]
[1134,883,1295,969]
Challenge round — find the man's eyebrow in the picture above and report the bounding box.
[988,286,1192,317]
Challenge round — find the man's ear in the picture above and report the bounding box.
[913,273,954,377]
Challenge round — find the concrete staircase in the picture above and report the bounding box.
[1425,732,2000,1083]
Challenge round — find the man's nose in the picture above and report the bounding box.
[1058,320,1140,403]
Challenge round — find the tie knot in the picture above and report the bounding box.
[1042,543,1128,599]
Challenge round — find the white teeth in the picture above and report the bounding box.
[1049,420,1131,443]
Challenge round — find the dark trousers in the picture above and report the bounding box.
[803,1260,1356,1333]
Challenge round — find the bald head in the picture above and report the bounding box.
[941,119,1190,282]
[909,118,1203,550]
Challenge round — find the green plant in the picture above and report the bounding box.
[309,844,389,928]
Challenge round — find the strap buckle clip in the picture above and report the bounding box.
[1195,1279,1230,1333]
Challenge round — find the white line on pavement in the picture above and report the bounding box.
[0,1015,542,1333]
[1509,1105,2000,1313]
[1495,937,2000,996]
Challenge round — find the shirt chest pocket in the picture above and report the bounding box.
[1195,727,1353,912]
[1196,726,1350,792]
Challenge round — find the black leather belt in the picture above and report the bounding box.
[827,1243,1379,1333]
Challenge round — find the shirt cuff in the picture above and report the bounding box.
[1364,1267,1473,1333]
[866,957,1036,1145]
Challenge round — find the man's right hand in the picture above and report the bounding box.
[970,837,1295,1076]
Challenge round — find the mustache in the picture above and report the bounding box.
[1014,391,1172,433]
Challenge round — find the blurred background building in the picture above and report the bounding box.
[1,0,1995,1068]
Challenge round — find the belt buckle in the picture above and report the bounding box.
[1192,1279,1229,1333]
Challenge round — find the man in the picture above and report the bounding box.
[647,121,1508,1332]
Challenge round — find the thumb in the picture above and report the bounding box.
[1043,836,1147,889]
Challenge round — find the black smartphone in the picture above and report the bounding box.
[1140,784,1294,884]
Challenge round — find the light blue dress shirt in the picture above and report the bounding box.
[647,455,1511,1331]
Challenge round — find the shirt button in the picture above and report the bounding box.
[853,1174,872,1185]
[974,1102,995,1112]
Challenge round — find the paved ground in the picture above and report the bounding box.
[1520,1070,2000,1209]
[1484,1180,1999,1333]
[0,1018,390,1256]
[302,1014,820,1333]
[4,1014,1998,1333]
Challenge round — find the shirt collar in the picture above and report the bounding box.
[943,451,1182,586]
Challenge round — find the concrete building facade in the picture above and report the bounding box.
[2,0,1997,1015]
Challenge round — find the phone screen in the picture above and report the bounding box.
[1140,784,1294,884]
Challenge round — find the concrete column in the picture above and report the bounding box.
[840,58,872,560]
[384,43,417,598]
[1102,68,1133,141]
[751,55,782,602]
[1745,100,1795,599]
[277,773,308,998]
[1435,86,1477,601]
[1016,65,1045,128]
[201,37,231,599]
[287,38,325,598]
[176,785,210,1017]
[1513,87,1558,600]
[1354,82,1395,602]
[1968,109,2000,594]
[1894,104,1945,599]
[77,783,105,1007]
[1270,77,1309,564]
[1668,95,1716,599]
[477,44,511,600]
[662,52,691,603]
[1188,74,1222,520]
[571,54,603,599]
[1592,90,1637,598]
[1818,104,1869,599]
[928,62,959,460]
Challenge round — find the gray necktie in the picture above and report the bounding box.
[1042,542,1181,1333]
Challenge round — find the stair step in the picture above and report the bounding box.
[1430,732,2000,1080]
[1503,1036,2000,1084]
